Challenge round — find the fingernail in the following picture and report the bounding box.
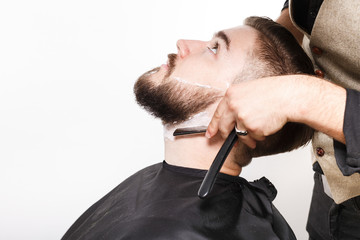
[205,131,211,138]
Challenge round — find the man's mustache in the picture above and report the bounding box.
[165,53,177,78]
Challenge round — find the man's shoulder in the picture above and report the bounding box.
[116,161,163,188]
[127,162,162,177]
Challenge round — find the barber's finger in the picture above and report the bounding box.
[249,133,266,141]
[233,122,256,149]
[215,103,240,139]
[238,135,257,149]
[236,121,265,142]
[218,115,236,139]
[206,98,228,138]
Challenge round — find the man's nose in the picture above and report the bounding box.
[176,40,206,59]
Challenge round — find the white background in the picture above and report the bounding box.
[0,0,314,239]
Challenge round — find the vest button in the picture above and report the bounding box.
[312,46,323,56]
[315,69,325,78]
[316,147,325,157]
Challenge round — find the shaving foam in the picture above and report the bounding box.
[172,77,225,91]
[163,112,211,141]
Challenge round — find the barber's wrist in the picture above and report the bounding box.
[288,74,346,143]
[284,74,316,123]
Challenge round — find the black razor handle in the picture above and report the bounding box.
[198,129,238,198]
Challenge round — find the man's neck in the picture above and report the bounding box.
[164,133,246,177]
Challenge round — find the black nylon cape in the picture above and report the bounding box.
[62,161,296,240]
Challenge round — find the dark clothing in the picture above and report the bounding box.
[282,0,323,35]
[307,173,360,240]
[341,89,360,175]
[62,161,296,240]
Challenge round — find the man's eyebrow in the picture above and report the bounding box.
[214,31,230,50]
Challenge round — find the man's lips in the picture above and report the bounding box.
[161,63,169,70]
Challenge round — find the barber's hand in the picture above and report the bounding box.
[206,76,298,148]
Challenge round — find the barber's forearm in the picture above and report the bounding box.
[290,75,346,144]
[276,8,304,45]
[206,75,346,148]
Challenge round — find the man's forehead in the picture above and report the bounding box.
[221,25,257,37]
[216,25,258,49]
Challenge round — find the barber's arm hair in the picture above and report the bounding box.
[276,8,304,45]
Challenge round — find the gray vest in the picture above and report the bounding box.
[290,0,360,203]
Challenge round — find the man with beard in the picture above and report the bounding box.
[62,17,314,240]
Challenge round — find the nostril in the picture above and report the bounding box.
[180,49,189,59]
[176,40,184,50]
[176,40,189,59]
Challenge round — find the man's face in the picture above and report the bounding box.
[134,26,258,124]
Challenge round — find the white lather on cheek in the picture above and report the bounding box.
[172,77,222,91]
[225,82,230,89]
[172,77,230,91]
[194,83,212,89]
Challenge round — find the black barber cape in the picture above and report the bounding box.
[62,161,296,240]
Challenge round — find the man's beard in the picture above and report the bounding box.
[133,54,222,125]
[134,54,314,168]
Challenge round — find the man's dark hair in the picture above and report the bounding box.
[245,16,314,76]
[241,16,315,159]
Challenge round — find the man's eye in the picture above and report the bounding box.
[208,42,219,55]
